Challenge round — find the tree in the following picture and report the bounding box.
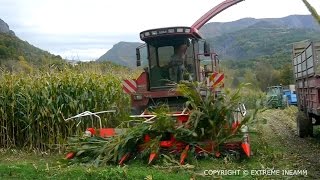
[279,63,294,85]
[255,62,281,91]
[243,69,258,89]
[0,45,9,58]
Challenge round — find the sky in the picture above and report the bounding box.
[1,0,320,61]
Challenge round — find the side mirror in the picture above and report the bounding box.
[136,48,141,67]
[204,42,211,56]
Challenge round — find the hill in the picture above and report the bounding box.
[97,42,143,67]
[0,18,64,71]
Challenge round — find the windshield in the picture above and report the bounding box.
[267,87,281,96]
[148,38,195,88]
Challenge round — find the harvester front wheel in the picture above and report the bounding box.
[297,112,313,138]
[131,107,144,115]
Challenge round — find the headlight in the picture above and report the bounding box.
[133,94,143,100]
[200,90,207,96]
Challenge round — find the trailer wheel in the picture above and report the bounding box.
[296,112,313,137]
[307,115,314,137]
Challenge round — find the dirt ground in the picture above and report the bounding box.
[258,107,320,179]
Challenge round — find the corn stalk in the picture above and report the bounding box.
[302,0,320,24]
[0,70,130,151]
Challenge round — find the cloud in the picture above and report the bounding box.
[57,48,109,61]
[1,0,319,60]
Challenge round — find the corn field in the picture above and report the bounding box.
[0,70,130,151]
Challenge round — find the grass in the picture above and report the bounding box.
[0,107,309,180]
[0,150,190,180]
[0,138,296,180]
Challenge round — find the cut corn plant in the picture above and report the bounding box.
[65,81,258,166]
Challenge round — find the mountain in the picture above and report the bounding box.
[208,22,320,60]
[0,18,15,36]
[0,18,64,69]
[200,15,320,38]
[97,41,143,67]
[200,17,258,38]
[97,15,320,66]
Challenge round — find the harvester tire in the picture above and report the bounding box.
[131,107,143,115]
[297,112,313,138]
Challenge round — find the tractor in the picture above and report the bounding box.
[65,0,250,165]
[266,86,288,109]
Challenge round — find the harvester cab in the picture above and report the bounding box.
[137,27,213,87]
[133,27,216,112]
[129,0,245,113]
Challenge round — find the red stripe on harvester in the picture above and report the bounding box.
[122,85,131,94]
[122,79,137,94]
[123,83,134,93]
[213,73,224,86]
[209,72,218,82]
[125,80,137,91]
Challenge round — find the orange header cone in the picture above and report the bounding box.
[148,153,157,164]
[241,142,251,157]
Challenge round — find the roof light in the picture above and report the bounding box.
[158,29,167,34]
[185,28,191,33]
[151,31,157,35]
[177,28,183,33]
[144,32,150,36]
[140,33,144,38]
[168,29,175,33]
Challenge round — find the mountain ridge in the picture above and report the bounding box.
[201,14,320,38]
[0,18,64,70]
[97,15,320,66]
[97,41,143,67]
[0,18,15,36]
